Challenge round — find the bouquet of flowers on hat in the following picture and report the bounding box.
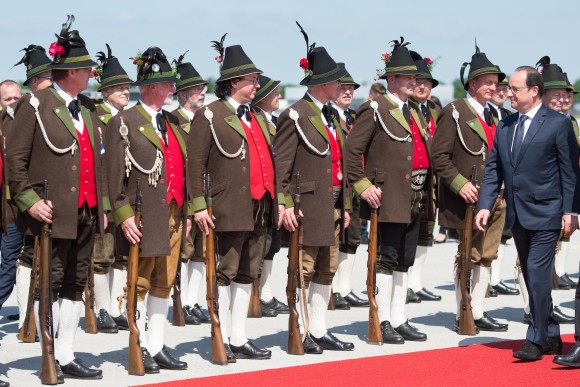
[131,47,168,75]
[211,33,227,68]
[374,51,391,81]
[49,14,75,61]
[93,43,115,84]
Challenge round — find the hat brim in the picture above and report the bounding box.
[341,82,360,90]
[175,78,208,93]
[49,59,97,70]
[98,77,134,91]
[216,68,262,83]
[300,67,348,86]
[417,74,439,88]
[464,70,506,91]
[253,80,281,105]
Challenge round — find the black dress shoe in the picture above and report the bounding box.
[258,301,278,317]
[487,285,498,297]
[474,313,508,332]
[416,288,442,301]
[6,314,19,321]
[182,305,202,325]
[192,303,211,323]
[230,341,272,359]
[332,293,350,310]
[380,321,405,344]
[0,379,9,387]
[311,331,354,351]
[543,337,563,355]
[141,348,160,374]
[153,346,187,370]
[554,345,580,367]
[261,297,290,314]
[60,358,103,379]
[453,319,479,334]
[224,344,237,363]
[563,273,577,288]
[55,361,64,384]
[513,340,542,361]
[557,275,571,290]
[406,288,421,304]
[523,313,530,324]
[111,313,129,331]
[394,321,427,341]
[551,306,574,323]
[344,291,369,307]
[96,309,119,333]
[303,333,324,354]
[492,281,520,295]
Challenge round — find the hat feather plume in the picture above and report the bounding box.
[210,33,227,59]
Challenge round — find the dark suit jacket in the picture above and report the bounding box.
[480,104,579,230]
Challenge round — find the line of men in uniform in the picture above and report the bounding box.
[1,15,580,386]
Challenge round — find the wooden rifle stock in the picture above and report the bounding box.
[172,197,188,327]
[247,278,262,318]
[83,251,98,334]
[367,169,383,345]
[205,174,228,365]
[39,180,57,385]
[19,239,39,343]
[458,166,478,336]
[127,179,145,375]
[287,172,305,355]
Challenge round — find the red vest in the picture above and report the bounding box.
[159,122,185,206]
[476,115,497,155]
[241,113,275,200]
[325,127,343,186]
[77,124,97,208]
[410,117,430,170]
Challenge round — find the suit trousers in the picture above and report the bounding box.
[0,223,22,308]
[263,228,281,261]
[512,219,560,345]
[339,195,362,254]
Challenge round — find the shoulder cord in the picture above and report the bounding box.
[289,108,329,156]
[29,92,78,155]
[204,106,246,160]
[370,101,411,143]
[451,102,486,161]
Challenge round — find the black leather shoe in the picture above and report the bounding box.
[394,321,427,341]
[492,281,520,296]
[6,314,19,321]
[183,305,202,325]
[262,297,289,314]
[332,293,350,310]
[230,341,272,359]
[311,331,354,351]
[344,291,369,307]
[153,346,187,370]
[513,340,542,361]
[111,313,129,331]
[224,344,237,363]
[557,275,571,290]
[0,379,9,387]
[192,303,211,323]
[474,313,508,332]
[141,348,160,374]
[55,361,64,384]
[416,288,441,301]
[406,288,421,304]
[453,319,479,334]
[60,358,103,379]
[543,337,563,355]
[259,302,278,317]
[563,273,577,288]
[380,321,405,344]
[96,309,118,333]
[303,333,324,354]
[552,306,574,324]
[554,345,580,367]
[487,285,498,297]
[523,313,530,324]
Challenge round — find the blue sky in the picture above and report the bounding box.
[1,0,578,89]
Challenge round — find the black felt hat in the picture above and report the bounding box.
[337,63,360,90]
[14,45,52,86]
[497,66,508,85]
[562,72,578,94]
[409,51,438,88]
[132,46,177,86]
[174,51,208,93]
[252,75,281,105]
[460,42,505,90]
[380,37,418,79]
[536,56,568,90]
[211,34,262,83]
[95,44,133,91]
[49,15,97,70]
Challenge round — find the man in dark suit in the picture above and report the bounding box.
[475,66,579,361]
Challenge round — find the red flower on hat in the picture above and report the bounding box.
[49,42,65,57]
[92,69,98,77]
[299,58,309,70]
[424,57,433,65]
[215,55,223,64]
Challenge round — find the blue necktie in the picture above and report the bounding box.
[512,114,528,161]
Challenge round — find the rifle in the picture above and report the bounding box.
[39,180,57,385]
[127,179,145,375]
[18,238,39,343]
[172,169,189,327]
[458,166,478,336]
[367,169,383,345]
[247,278,262,318]
[205,173,228,365]
[287,172,306,355]
[83,250,98,334]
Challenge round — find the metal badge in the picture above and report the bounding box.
[119,117,129,137]
[152,64,160,72]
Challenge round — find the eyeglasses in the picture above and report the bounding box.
[508,86,531,94]
[241,77,260,85]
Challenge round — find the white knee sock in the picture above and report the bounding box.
[490,244,506,286]
[296,287,308,334]
[518,270,530,315]
[109,268,127,317]
[335,252,356,297]
[259,260,274,302]
[180,262,188,305]
[185,261,205,306]
[230,282,251,347]
[218,285,231,342]
[391,271,408,328]
[94,273,110,312]
[309,283,330,338]
[453,266,461,319]
[471,265,490,320]
[135,301,148,350]
[16,266,32,329]
[147,296,168,356]
[376,273,393,323]
[34,300,61,349]
[409,246,427,292]
[57,299,82,366]
[554,241,569,277]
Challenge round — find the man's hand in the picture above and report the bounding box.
[360,185,382,209]
[343,211,351,229]
[562,214,576,238]
[103,213,108,229]
[28,199,53,223]
[283,207,303,232]
[121,216,142,244]
[475,209,491,232]
[194,209,215,235]
[185,217,193,236]
[459,182,479,204]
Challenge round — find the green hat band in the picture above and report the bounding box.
[311,66,340,80]
[102,74,132,83]
[340,75,355,83]
[55,54,93,64]
[220,63,258,76]
[254,79,274,97]
[26,63,51,79]
[138,71,175,80]
[177,76,204,88]
[544,81,568,88]
[469,66,500,79]
[386,65,417,73]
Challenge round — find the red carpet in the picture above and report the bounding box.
[135,334,579,387]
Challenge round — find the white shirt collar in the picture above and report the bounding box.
[306,92,324,111]
[330,101,347,122]
[466,92,486,116]
[179,105,194,121]
[226,96,251,125]
[520,102,542,120]
[53,82,75,108]
[53,82,84,133]
[104,101,119,117]
[386,90,406,110]
[139,100,161,117]
[307,92,335,134]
